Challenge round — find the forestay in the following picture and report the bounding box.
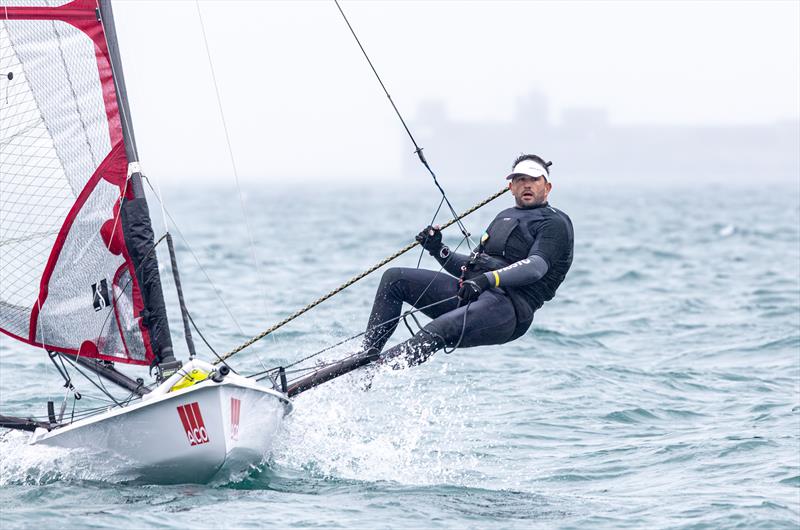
[0,0,171,365]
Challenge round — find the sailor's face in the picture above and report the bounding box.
[509,175,551,207]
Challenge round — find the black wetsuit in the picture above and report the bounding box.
[364,202,574,365]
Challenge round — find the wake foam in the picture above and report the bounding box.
[0,429,139,485]
[272,359,491,488]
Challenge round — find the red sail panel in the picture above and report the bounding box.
[0,1,154,365]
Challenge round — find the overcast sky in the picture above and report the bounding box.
[112,0,800,183]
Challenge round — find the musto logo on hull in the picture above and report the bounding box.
[231,397,241,441]
[176,402,210,446]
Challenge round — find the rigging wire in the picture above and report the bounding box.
[57,354,121,407]
[143,178,245,336]
[416,195,447,268]
[142,178,271,374]
[193,2,268,310]
[332,0,473,248]
[193,0,274,343]
[7,399,135,424]
[183,307,236,373]
[250,294,457,382]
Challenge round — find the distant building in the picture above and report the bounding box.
[404,93,800,184]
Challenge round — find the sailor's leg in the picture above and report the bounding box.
[381,288,518,366]
[363,267,460,353]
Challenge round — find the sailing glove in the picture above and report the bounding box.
[416,225,443,255]
[458,274,489,304]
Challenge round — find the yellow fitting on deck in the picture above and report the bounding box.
[170,369,209,392]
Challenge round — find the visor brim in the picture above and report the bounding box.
[506,172,548,181]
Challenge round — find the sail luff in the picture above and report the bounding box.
[97,0,175,364]
[96,0,137,164]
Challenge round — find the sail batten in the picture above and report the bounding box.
[0,0,173,365]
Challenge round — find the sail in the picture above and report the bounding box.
[0,0,172,365]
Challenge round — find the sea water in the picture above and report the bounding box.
[1,179,798,529]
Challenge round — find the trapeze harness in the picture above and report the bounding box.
[443,202,574,340]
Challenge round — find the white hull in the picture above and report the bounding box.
[30,360,291,483]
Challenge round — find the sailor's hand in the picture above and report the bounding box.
[458,274,489,304]
[415,225,443,254]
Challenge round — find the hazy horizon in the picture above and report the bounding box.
[105,1,799,185]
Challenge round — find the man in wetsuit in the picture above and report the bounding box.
[363,153,574,367]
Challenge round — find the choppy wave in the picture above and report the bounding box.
[0,182,798,529]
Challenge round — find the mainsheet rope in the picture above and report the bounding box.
[217,187,508,363]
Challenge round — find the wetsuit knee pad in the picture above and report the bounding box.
[378,267,403,286]
[422,319,463,348]
[383,267,404,279]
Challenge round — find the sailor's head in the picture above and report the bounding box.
[507,154,552,208]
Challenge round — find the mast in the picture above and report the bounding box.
[97,0,175,366]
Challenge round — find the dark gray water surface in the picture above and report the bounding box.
[1,180,798,529]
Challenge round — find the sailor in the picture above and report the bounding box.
[362,154,574,366]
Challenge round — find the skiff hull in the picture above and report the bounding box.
[30,371,291,483]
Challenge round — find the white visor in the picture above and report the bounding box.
[506,160,549,181]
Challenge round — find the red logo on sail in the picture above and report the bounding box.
[231,398,241,441]
[177,402,209,446]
